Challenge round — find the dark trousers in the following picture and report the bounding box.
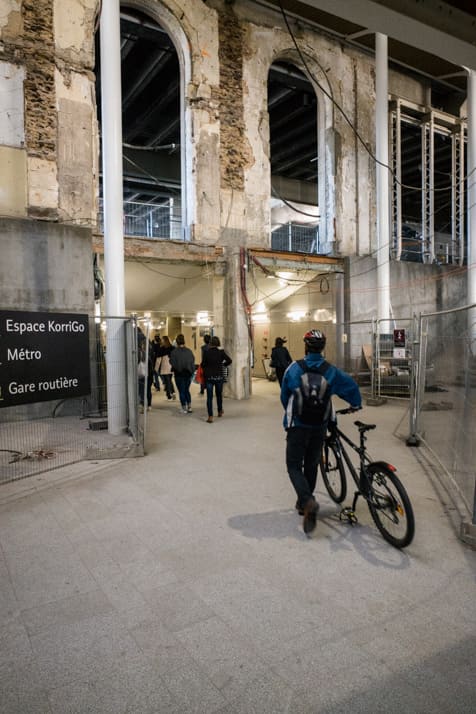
[286,425,326,507]
[206,378,224,416]
[161,373,175,398]
[276,367,286,386]
[138,376,153,407]
[174,374,192,407]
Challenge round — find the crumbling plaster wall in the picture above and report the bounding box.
[0,0,96,314]
[0,0,98,224]
[192,1,430,258]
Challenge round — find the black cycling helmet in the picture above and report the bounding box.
[303,329,326,352]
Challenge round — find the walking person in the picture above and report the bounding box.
[199,334,211,394]
[169,333,195,413]
[152,334,162,391]
[201,336,232,423]
[280,329,361,535]
[138,341,154,413]
[270,336,292,386]
[155,335,176,400]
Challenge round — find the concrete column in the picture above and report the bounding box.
[375,33,391,323]
[467,68,476,332]
[222,248,251,399]
[100,0,127,434]
[335,272,345,369]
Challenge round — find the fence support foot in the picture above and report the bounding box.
[406,434,420,447]
[366,397,387,406]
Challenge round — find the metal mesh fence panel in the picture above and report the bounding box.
[374,318,415,400]
[98,199,183,241]
[0,315,143,484]
[415,306,476,517]
[271,224,319,254]
[340,320,374,397]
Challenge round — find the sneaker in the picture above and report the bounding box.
[181,407,188,414]
[147,406,152,411]
[303,499,320,535]
[187,406,193,413]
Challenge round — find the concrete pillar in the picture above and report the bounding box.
[222,248,251,399]
[335,272,345,369]
[168,317,182,341]
[100,0,127,434]
[375,33,391,324]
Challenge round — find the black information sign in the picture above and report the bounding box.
[393,328,406,348]
[0,311,91,408]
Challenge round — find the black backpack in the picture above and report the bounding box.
[292,360,332,425]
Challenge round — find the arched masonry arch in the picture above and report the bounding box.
[243,38,337,254]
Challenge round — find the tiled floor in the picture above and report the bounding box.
[1,379,475,713]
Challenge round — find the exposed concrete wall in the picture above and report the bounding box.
[0,218,94,311]
[0,1,96,317]
[347,255,467,322]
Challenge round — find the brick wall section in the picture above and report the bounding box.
[217,7,253,191]
[23,0,56,161]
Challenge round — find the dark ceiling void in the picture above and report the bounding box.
[268,61,318,184]
[95,9,181,204]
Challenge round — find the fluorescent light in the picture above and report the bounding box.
[287,310,306,322]
[252,313,270,324]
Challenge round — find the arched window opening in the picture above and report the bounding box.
[268,61,319,254]
[95,7,182,240]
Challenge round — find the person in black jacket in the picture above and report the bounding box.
[169,333,196,413]
[270,337,292,386]
[201,336,232,423]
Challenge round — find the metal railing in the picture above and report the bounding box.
[271,223,319,254]
[98,199,183,240]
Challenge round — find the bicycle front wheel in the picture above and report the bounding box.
[320,440,347,503]
[366,464,415,548]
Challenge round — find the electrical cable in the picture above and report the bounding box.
[276,0,475,194]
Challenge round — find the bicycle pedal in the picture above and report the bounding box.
[339,507,358,525]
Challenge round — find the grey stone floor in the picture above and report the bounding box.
[1,378,475,713]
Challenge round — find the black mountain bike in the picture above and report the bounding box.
[320,407,415,548]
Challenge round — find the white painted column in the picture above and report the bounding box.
[100,0,127,434]
[467,68,476,331]
[375,33,391,323]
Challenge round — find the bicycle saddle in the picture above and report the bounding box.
[355,421,376,432]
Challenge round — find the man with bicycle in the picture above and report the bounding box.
[280,329,362,535]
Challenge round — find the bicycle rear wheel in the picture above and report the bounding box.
[366,464,415,548]
[320,440,347,503]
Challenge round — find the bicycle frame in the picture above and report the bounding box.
[321,407,415,548]
[328,418,396,510]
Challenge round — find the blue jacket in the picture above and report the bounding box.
[280,353,362,429]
